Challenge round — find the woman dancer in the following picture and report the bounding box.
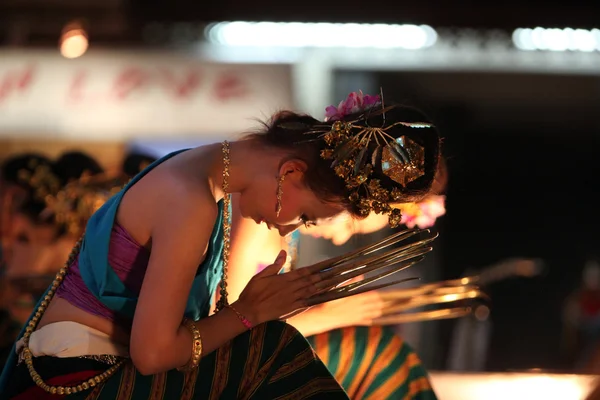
[226,94,446,399]
[0,91,441,399]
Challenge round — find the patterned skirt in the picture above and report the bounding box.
[306,326,437,400]
[3,321,348,399]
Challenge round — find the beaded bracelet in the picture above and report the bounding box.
[228,305,253,330]
[177,318,202,372]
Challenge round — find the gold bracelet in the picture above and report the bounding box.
[177,318,202,372]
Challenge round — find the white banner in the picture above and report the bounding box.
[0,50,293,140]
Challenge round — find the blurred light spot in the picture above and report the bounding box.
[513,27,600,52]
[60,21,88,59]
[205,21,437,50]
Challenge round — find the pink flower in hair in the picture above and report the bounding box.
[324,90,381,121]
[399,195,446,229]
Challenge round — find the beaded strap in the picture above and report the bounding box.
[215,141,232,312]
[177,318,203,371]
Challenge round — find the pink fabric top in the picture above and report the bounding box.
[55,223,150,325]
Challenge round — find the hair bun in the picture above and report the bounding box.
[249,99,441,226]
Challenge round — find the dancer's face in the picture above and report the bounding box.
[237,159,342,237]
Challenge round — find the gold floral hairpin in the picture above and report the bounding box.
[309,91,435,227]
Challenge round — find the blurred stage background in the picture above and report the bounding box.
[1,1,599,398]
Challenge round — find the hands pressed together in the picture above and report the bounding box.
[233,252,385,334]
[234,250,321,325]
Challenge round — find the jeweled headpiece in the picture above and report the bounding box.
[313,91,435,227]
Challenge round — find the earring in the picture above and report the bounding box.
[276,174,285,217]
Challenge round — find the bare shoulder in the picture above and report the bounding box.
[117,160,218,246]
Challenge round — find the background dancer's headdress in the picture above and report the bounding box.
[17,165,126,236]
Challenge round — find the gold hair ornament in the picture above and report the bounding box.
[298,93,434,228]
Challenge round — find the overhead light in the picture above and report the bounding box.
[205,21,437,50]
[60,21,89,59]
[513,27,600,52]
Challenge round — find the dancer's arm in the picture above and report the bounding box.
[129,183,316,375]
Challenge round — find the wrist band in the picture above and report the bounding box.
[228,305,253,330]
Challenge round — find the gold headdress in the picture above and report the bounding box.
[308,91,435,227]
[18,165,126,236]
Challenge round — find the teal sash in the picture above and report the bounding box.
[0,149,225,392]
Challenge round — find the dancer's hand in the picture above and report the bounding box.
[234,250,320,325]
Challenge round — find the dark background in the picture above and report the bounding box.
[378,70,600,370]
[2,1,600,46]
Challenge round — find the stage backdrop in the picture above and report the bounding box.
[0,50,293,141]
